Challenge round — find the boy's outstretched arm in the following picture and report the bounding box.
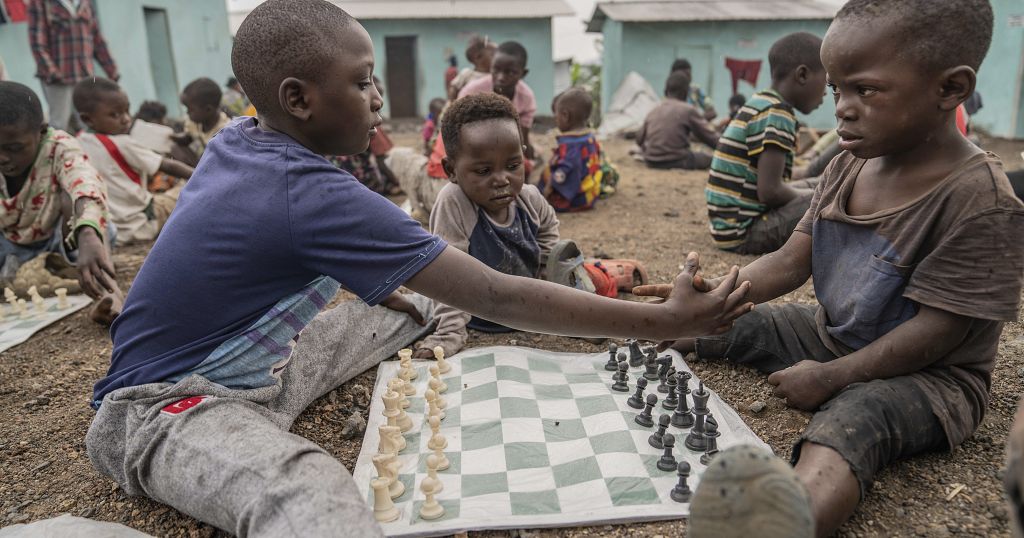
[158,158,194,180]
[768,305,971,411]
[404,246,753,341]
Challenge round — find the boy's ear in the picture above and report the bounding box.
[521,68,529,79]
[937,66,976,112]
[441,156,457,182]
[78,111,95,130]
[794,65,810,85]
[279,77,313,121]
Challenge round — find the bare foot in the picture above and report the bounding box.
[89,292,123,327]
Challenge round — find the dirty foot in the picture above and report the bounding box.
[89,292,123,327]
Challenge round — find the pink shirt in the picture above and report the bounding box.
[458,75,536,129]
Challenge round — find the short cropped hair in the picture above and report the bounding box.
[670,58,691,73]
[0,81,44,129]
[231,0,355,116]
[555,87,593,126]
[465,35,488,63]
[768,32,824,81]
[72,77,121,114]
[441,93,520,160]
[182,77,222,108]
[835,0,993,72]
[226,76,239,88]
[136,100,168,123]
[729,93,747,109]
[664,71,692,99]
[497,41,528,69]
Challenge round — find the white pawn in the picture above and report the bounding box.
[17,299,28,319]
[371,477,400,523]
[390,378,410,409]
[419,476,444,520]
[3,287,15,302]
[426,416,444,450]
[55,288,68,310]
[426,454,443,494]
[433,346,451,375]
[429,365,448,394]
[26,285,37,298]
[431,434,450,471]
[425,389,444,421]
[428,378,447,409]
[32,295,45,314]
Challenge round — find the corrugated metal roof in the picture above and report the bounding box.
[333,0,575,20]
[586,0,839,31]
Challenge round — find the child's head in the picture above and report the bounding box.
[664,71,692,102]
[0,81,46,179]
[553,87,593,132]
[180,77,223,126]
[73,78,132,135]
[428,98,446,119]
[670,58,692,78]
[465,35,496,72]
[136,101,168,125]
[440,93,524,219]
[226,76,242,93]
[231,0,382,156]
[728,93,747,118]
[491,41,529,101]
[767,32,826,115]
[823,0,993,159]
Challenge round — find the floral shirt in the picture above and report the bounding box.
[0,128,109,245]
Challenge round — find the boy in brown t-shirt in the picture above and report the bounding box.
[637,1,1024,536]
[637,71,719,170]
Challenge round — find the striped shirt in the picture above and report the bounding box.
[705,89,798,249]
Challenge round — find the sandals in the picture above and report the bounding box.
[589,258,649,291]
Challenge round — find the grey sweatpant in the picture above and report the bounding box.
[86,295,434,537]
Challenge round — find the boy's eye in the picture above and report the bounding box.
[474,168,490,175]
[358,82,372,90]
[827,83,839,96]
[856,87,877,97]
[507,162,521,171]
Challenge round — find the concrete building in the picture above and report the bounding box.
[982,0,1024,139]
[228,0,574,118]
[0,0,233,118]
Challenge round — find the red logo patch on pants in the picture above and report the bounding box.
[160,396,210,416]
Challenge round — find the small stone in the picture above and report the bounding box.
[35,396,49,406]
[748,400,767,413]
[80,507,96,518]
[341,411,366,439]
[662,210,680,218]
[7,513,29,524]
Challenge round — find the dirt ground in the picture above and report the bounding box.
[1,124,1023,538]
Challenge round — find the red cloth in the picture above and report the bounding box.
[368,125,394,157]
[5,0,27,22]
[28,0,118,83]
[955,104,968,137]
[724,57,762,94]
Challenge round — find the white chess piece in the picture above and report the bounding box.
[428,377,447,409]
[398,348,418,381]
[418,476,444,520]
[382,390,401,428]
[372,453,405,499]
[371,477,400,523]
[433,345,451,375]
[3,287,15,301]
[389,378,410,409]
[377,425,396,456]
[32,294,45,314]
[426,454,443,494]
[55,288,68,309]
[429,365,448,394]
[425,389,444,421]
[426,416,444,450]
[17,299,28,319]
[431,434,450,471]
[26,285,37,298]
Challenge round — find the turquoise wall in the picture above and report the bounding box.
[360,18,556,118]
[600,18,835,130]
[975,0,1024,139]
[0,0,232,119]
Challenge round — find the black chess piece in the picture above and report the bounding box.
[657,433,678,471]
[706,413,718,430]
[670,461,692,502]
[685,381,711,452]
[635,393,657,427]
[627,378,648,409]
[643,348,660,381]
[611,361,630,392]
[662,375,679,410]
[656,357,673,392]
[628,339,644,368]
[700,421,721,465]
[648,414,671,449]
[671,371,694,428]
[604,343,619,371]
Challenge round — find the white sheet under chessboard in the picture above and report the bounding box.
[353,346,770,537]
[0,295,92,354]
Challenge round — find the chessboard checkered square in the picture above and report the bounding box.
[499,397,540,418]
[622,410,655,431]
[460,353,495,374]
[555,479,612,513]
[605,477,660,506]
[526,354,562,372]
[504,441,550,470]
[596,452,650,478]
[582,411,630,437]
[548,441,597,469]
[588,430,638,455]
[537,399,581,419]
[460,492,512,518]
[629,427,661,451]
[501,417,547,443]
[565,371,602,384]
[506,467,558,492]
[496,379,536,399]
[461,381,498,404]
[569,381,612,398]
[542,418,586,443]
[461,399,500,424]
[495,364,531,384]
[461,421,503,450]
[510,490,561,515]
[461,444,506,474]
[461,472,509,497]
[575,394,619,417]
[528,369,568,386]
[534,383,573,400]
[410,498,461,523]
[552,455,602,487]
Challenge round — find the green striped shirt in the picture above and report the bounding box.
[705,89,797,249]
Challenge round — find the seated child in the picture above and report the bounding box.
[73,78,195,243]
[422,97,445,155]
[329,76,399,195]
[714,93,747,132]
[171,77,231,166]
[134,100,168,126]
[639,2,1024,536]
[705,32,827,255]
[539,87,618,211]
[447,35,495,100]
[0,81,125,325]
[638,71,720,170]
[85,3,753,536]
[414,93,646,358]
[220,76,250,118]
[670,58,717,120]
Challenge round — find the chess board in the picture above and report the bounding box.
[353,346,769,537]
[0,294,92,354]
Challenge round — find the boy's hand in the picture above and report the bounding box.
[381,291,426,326]
[766,360,839,411]
[659,252,752,337]
[75,227,118,299]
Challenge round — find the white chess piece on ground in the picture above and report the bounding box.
[418,476,444,520]
[425,389,444,421]
[382,390,401,428]
[433,346,451,375]
[32,294,44,314]
[426,454,443,494]
[371,477,400,523]
[390,378,410,408]
[17,299,28,319]
[429,365,448,394]
[377,425,396,456]
[55,288,68,309]
[398,348,418,381]
[428,377,447,409]
[426,416,443,450]
[372,453,405,499]
[431,434,450,471]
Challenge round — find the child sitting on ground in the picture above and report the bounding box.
[447,35,496,100]
[715,93,747,132]
[171,77,231,166]
[421,97,445,155]
[670,58,717,120]
[705,32,827,255]
[73,78,194,244]
[638,2,1023,536]
[539,87,619,211]
[329,76,399,195]
[638,71,720,170]
[85,3,752,536]
[413,93,646,359]
[0,81,125,325]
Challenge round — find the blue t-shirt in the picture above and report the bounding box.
[93,118,446,405]
[466,204,540,332]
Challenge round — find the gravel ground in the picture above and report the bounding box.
[1,126,1022,538]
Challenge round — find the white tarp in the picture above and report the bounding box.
[598,72,661,138]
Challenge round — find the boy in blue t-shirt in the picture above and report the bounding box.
[85,1,753,535]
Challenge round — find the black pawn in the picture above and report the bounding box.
[627,378,648,409]
[611,361,630,392]
[657,433,677,471]
[648,414,671,449]
[604,343,619,371]
[671,372,694,428]
[670,461,692,503]
[635,393,657,427]
[628,339,644,368]
[662,375,679,410]
[700,421,721,465]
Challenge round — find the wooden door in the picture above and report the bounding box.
[385,36,418,118]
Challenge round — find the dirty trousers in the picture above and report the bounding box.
[86,296,434,537]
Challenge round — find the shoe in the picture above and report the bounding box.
[689,445,814,538]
